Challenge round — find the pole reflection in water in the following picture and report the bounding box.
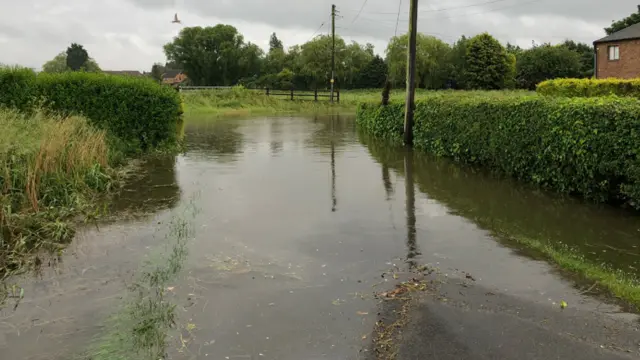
[330,115,337,212]
[382,164,394,201]
[404,148,420,269]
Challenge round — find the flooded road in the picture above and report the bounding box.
[1,115,640,360]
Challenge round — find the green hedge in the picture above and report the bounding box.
[0,67,37,112]
[357,95,640,208]
[537,78,640,98]
[0,68,182,152]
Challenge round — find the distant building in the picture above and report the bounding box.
[594,23,640,79]
[162,70,188,85]
[103,70,144,77]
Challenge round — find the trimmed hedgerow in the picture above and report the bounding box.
[0,67,37,112]
[37,72,182,151]
[0,68,182,152]
[357,95,640,208]
[537,78,640,98]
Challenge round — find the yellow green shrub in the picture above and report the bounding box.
[537,78,640,98]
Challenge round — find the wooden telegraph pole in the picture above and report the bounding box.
[331,4,337,103]
[403,0,419,145]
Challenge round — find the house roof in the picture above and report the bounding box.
[103,70,143,76]
[594,22,640,44]
[162,69,183,79]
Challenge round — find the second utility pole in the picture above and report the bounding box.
[331,4,336,103]
[403,0,419,145]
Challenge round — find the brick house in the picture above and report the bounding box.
[594,23,640,79]
[162,70,188,85]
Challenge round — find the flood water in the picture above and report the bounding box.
[1,115,640,360]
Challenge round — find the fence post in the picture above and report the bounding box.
[337,89,340,103]
[266,88,270,97]
[290,87,294,101]
[314,88,318,102]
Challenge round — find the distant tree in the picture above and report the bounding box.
[386,33,451,89]
[465,33,509,90]
[355,55,387,89]
[560,40,594,78]
[505,53,517,89]
[446,35,470,89]
[43,51,100,73]
[164,25,263,86]
[506,42,524,57]
[516,44,582,90]
[66,43,89,71]
[269,32,284,52]
[605,5,640,35]
[151,63,165,82]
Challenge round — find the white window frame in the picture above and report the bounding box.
[608,45,620,61]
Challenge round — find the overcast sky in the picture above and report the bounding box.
[0,0,637,71]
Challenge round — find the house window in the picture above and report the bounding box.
[608,45,620,60]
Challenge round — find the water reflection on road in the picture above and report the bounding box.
[2,115,640,360]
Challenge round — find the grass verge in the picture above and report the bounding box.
[501,233,640,311]
[182,87,535,118]
[0,109,116,300]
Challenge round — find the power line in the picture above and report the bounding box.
[394,0,403,37]
[414,0,544,21]
[307,22,326,42]
[345,0,513,15]
[350,0,369,25]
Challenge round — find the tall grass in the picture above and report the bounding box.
[0,109,114,281]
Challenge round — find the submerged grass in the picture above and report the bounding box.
[501,233,640,311]
[0,109,115,292]
[81,198,200,360]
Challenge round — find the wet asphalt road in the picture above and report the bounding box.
[374,276,640,360]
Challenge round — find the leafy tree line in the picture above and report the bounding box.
[161,24,598,91]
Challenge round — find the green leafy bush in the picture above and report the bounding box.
[37,72,181,152]
[0,68,182,153]
[0,67,37,112]
[537,78,640,98]
[357,95,640,208]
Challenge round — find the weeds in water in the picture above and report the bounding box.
[82,197,200,360]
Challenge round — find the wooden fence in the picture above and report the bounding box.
[179,86,340,103]
[265,88,340,103]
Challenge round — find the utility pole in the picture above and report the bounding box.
[403,0,419,145]
[331,4,336,103]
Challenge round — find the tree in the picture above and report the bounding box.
[465,33,509,90]
[299,35,346,88]
[164,25,263,86]
[560,40,594,78]
[66,43,89,71]
[386,34,451,89]
[269,32,284,52]
[505,53,517,89]
[605,5,640,35]
[355,55,388,89]
[505,42,524,57]
[516,44,582,90]
[42,51,100,73]
[151,63,165,82]
[446,35,470,89]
